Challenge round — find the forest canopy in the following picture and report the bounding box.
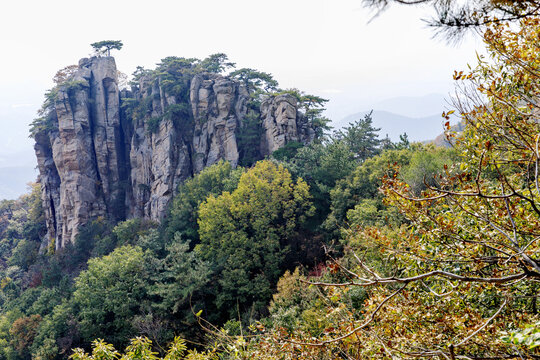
[4,6,540,360]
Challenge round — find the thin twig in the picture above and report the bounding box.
[282,284,407,347]
[303,270,528,288]
[453,297,508,348]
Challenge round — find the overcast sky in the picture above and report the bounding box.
[0,0,483,158]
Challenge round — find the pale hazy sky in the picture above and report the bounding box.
[0,0,483,157]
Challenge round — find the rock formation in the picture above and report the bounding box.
[33,56,315,250]
[260,94,313,155]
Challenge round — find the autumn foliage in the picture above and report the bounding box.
[261,16,540,359]
[192,15,540,360]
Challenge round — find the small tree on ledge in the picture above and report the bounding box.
[90,40,123,57]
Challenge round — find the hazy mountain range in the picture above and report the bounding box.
[337,110,445,142]
[0,166,38,200]
[0,149,38,201]
[332,93,457,142]
[0,104,39,200]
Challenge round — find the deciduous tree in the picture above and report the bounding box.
[196,161,314,318]
[280,16,540,359]
[73,246,153,347]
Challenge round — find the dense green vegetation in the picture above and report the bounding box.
[0,110,455,359]
[8,6,540,359]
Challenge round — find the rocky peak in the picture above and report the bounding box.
[34,56,315,250]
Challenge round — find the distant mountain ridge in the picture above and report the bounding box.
[335,110,447,142]
[0,106,38,200]
[0,166,38,200]
[369,93,450,118]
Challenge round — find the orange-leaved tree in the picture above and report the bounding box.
[241,16,540,360]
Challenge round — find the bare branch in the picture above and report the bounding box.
[304,270,528,288]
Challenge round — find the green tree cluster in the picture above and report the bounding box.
[73,246,152,346]
[197,161,314,317]
[0,140,453,360]
[165,160,242,245]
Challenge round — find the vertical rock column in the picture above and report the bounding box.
[37,57,126,249]
[260,94,300,156]
[34,126,62,250]
[128,77,193,220]
[86,57,126,218]
[191,73,248,173]
[50,64,107,248]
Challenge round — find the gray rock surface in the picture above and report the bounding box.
[260,94,315,155]
[191,73,248,173]
[34,57,315,249]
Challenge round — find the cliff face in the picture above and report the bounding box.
[34,56,314,250]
